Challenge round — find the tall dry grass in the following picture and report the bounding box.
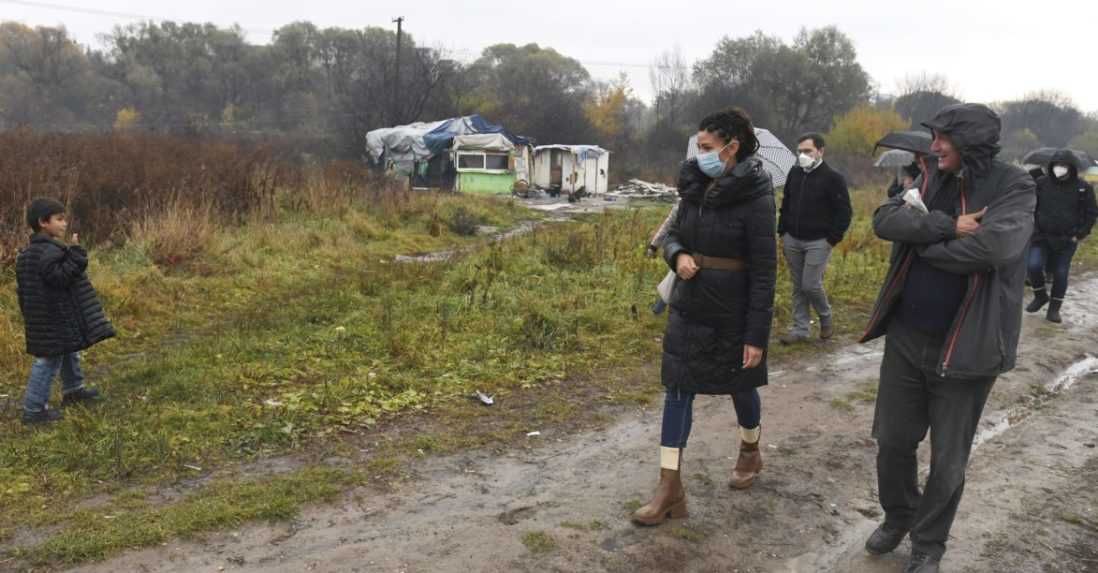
[0,131,295,263]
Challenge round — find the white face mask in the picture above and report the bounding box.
[1052,165,1070,179]
[798,153,818,170]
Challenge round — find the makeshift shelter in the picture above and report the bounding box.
[364,115,531,189]
[451,134,534,195]
[532,145,609,195]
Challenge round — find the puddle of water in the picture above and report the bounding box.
[395,251,455,264]
[831,350,884,369]
[972,354,1098,449]
[528,203,573,212]
[395,222,543,264]
[791,352,1098,572]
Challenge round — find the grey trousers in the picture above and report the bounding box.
[782,234,833,336]
[872,319,995,559]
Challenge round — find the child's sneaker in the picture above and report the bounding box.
[61,387,102,407]
[22,407,64,425]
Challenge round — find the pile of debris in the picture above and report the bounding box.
[605,179,678,202]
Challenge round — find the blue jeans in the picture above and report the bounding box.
[23,353,85,413]
[1027,240,1077,300]
[660,387,762,448]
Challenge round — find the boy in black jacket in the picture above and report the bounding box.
[16,199,115,424]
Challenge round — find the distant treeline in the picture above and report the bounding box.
[1,21,1095,178]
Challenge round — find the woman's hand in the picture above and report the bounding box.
[742,345,764,369]
[675,253,699,280]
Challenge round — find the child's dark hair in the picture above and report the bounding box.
[698,107,760,161]
[26,198,65,232]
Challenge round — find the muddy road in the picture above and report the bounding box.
[67,276,1098,573]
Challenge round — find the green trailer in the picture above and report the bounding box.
[452,134,533,195]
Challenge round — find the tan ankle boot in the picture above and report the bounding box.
[632,448,688,525]
[730,427,762,490]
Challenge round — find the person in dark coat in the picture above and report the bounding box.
[859,104,1035,573]
[631,108,777,526]
[887,162,923,198]
[1024,149,1098,323]
[16,198,115,424]
[777,132,853,343]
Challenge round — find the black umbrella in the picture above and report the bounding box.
[1021,147,1096,171]
[874,130,932,155]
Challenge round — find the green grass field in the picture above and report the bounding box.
[2,186,1095,566]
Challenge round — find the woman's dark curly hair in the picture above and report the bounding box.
[698,107,760,162]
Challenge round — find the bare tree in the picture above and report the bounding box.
[897,72,958,99]
[894,72,961,127]
[999,90,1084,148]
[649,46,689,127]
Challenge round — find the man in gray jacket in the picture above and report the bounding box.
[858,103,1036,573]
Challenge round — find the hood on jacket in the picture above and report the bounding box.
[922,103,1002,177]
[1047,148,1080,181]
[678,155,773,208]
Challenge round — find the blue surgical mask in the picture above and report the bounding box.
[697,143,732,178]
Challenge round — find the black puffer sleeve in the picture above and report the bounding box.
[39,242,88,289]
[743,193,777,348]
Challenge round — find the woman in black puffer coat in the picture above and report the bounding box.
[632,108,777,526]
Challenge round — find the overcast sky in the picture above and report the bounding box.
[4,0,1098,112]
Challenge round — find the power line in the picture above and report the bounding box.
[0,0,275,37]
[4,1,669,73]
[446,48,667,70]
[0,0,153,21]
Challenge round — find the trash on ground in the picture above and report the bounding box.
[605,179,678,202]
[474,391,495,406]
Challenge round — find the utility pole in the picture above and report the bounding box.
[392,16,404,125]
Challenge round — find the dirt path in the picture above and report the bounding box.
[64,276,1098,573]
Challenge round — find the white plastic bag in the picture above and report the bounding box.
[657,270,677,303]
[902,188,929,214]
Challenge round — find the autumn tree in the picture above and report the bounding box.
[827,105,909,156]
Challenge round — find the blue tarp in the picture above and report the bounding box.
[422,115,531,155]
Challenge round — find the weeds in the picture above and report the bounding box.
[130,200,217,267]
[669,524,707,543]
[4,180,1098,567]
[0,131,292,261]
[447,206,482,236]
[15,467,358,566]
[521,531,557,555]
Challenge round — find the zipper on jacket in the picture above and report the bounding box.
[939,179,978,376]
[861,251,914,340]
[940,274,980,375]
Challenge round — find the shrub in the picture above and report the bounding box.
[0,131,291,264]
[130,201,216,267]
[447,206,482,237]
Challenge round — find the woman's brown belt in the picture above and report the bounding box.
[691,254,748,271]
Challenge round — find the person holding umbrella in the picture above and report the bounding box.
[1025,149,1098,323]
[887,162,923,198]
[632,107,777,525]
[876,131,934,199]
[646,128,795,315]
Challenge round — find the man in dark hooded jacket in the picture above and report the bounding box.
[1024,149,1098,323]
[858,104,1036,573]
